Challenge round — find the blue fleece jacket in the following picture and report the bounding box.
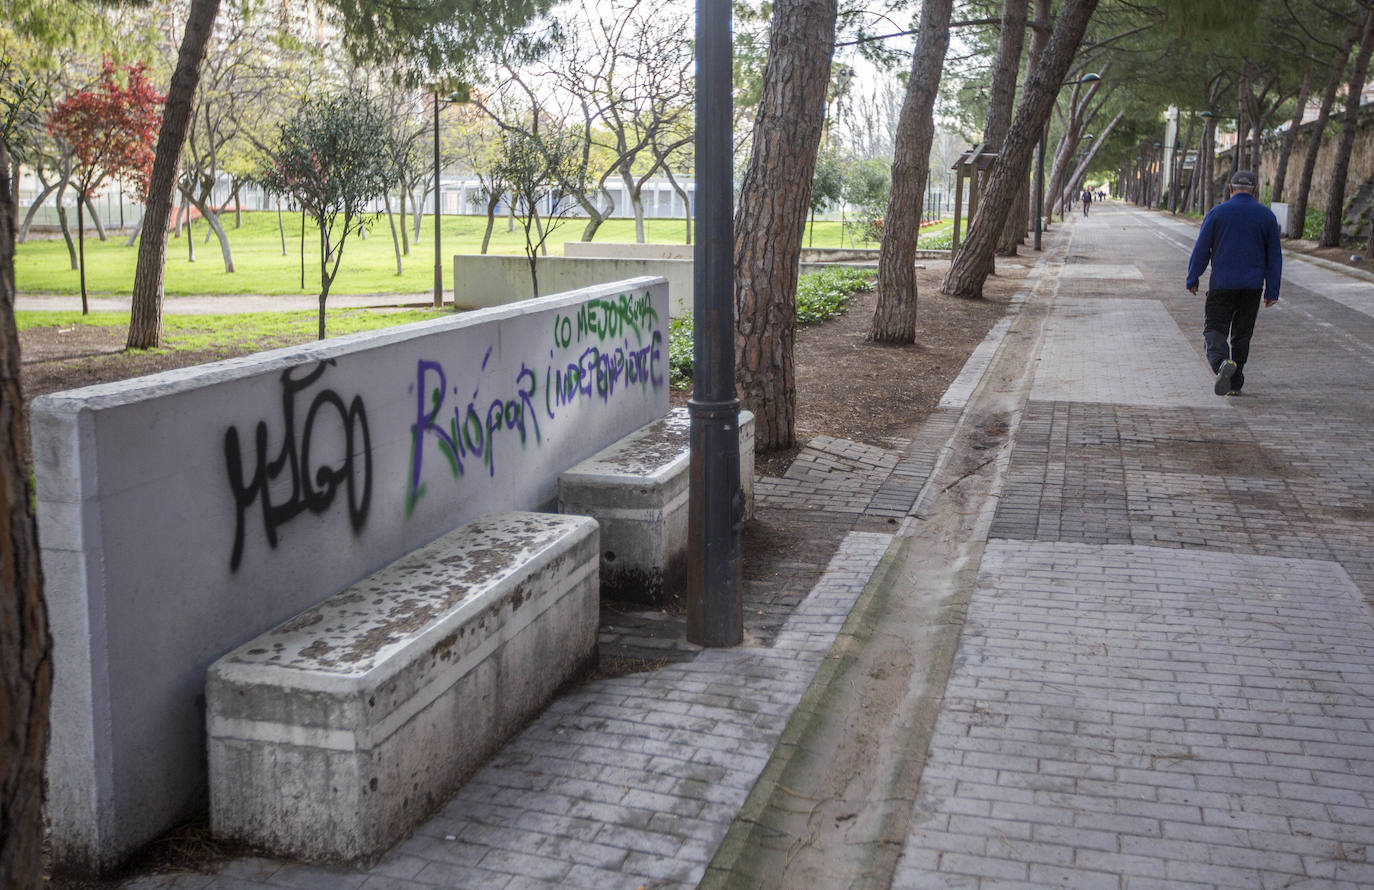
[1185,193,1282,299]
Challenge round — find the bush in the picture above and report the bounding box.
[668,267,875,389]
[795,266,874,324]
[1302,208,1325,240]
[668,315,694,390]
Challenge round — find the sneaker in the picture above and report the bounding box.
[1225,390,1242,397]
[1214,359,1237,396]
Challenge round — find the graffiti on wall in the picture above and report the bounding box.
[224,362,372,571]
[407,290,664,514]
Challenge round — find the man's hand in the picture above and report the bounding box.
[1188,285,1198,294]
[1264,298,1278,307]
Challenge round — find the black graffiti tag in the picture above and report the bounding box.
[224,362,372,571]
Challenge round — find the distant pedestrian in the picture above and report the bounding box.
[1185,170,1282,396]
[1081,188,1092,216]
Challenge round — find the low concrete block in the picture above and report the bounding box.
[557,407,753,607]
[205,511,599,863]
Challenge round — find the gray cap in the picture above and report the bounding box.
[1230,170,1258,188]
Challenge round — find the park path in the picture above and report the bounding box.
[879,201,1374,889]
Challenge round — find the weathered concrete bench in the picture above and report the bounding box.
[557,407,753,607]
[205,511,599,862]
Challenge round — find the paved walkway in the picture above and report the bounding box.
[117,204,1374,889]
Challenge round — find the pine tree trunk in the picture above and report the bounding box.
[869,0,953,344]
[0,137,53,890]
[987,0,1028,256]
[942,0,1100,299]
[1321,5,1374,248]
[735,0,839,451]
[1271,67,1312,205]
[128,0,222,350]
[1290,31,1348,236]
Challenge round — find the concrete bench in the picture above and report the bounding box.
[557,407,753,607]
[205,511,599,862]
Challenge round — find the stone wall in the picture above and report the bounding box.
[1255,105,1374,220]
[33,278,670,875]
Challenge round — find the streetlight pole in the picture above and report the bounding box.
[433,89,443,308]
[686,0,742,647]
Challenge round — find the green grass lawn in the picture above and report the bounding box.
[15,307,453,352]
[16,211,955,298]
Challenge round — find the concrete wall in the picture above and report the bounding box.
[456,255,693,318]
[454,248,924,320]
[564,241,693,260]
[32,277,670,875]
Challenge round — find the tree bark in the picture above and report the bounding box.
[54,180,78,271]
[1025,0,1051,234]
[185,192,234,272]
[481,191,499,254]
[77,192,88,314]
[662,162,691,244]
[384,192,402,274]
[986,0,1028,256]
[1291,27,1357,238]
[17,181,56,243]
[1271,66,1312,205]
[128,0,222,350]
[124,210,145,248]
[577,187,613,241]
[83,193,107,242]
[941,0,1100,299]
[0,137,54,890]
[734,0,839,451]
[1321,5,1374,248]
[869,0,953,344]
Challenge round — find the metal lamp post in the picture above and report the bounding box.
[433,90,443,308]
[686,0,742,647]
[432,86,470,309]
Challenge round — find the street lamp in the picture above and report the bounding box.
[1036,73,1102,250]
[432,85,470,308]
[686,0,742,648]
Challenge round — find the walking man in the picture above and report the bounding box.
[1185,170,1282,396]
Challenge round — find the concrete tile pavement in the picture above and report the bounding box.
[895,203,1374,888]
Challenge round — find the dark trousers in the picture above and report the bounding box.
[1203,288,1263,390]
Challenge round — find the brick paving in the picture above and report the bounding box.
[897,203,1374,888]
